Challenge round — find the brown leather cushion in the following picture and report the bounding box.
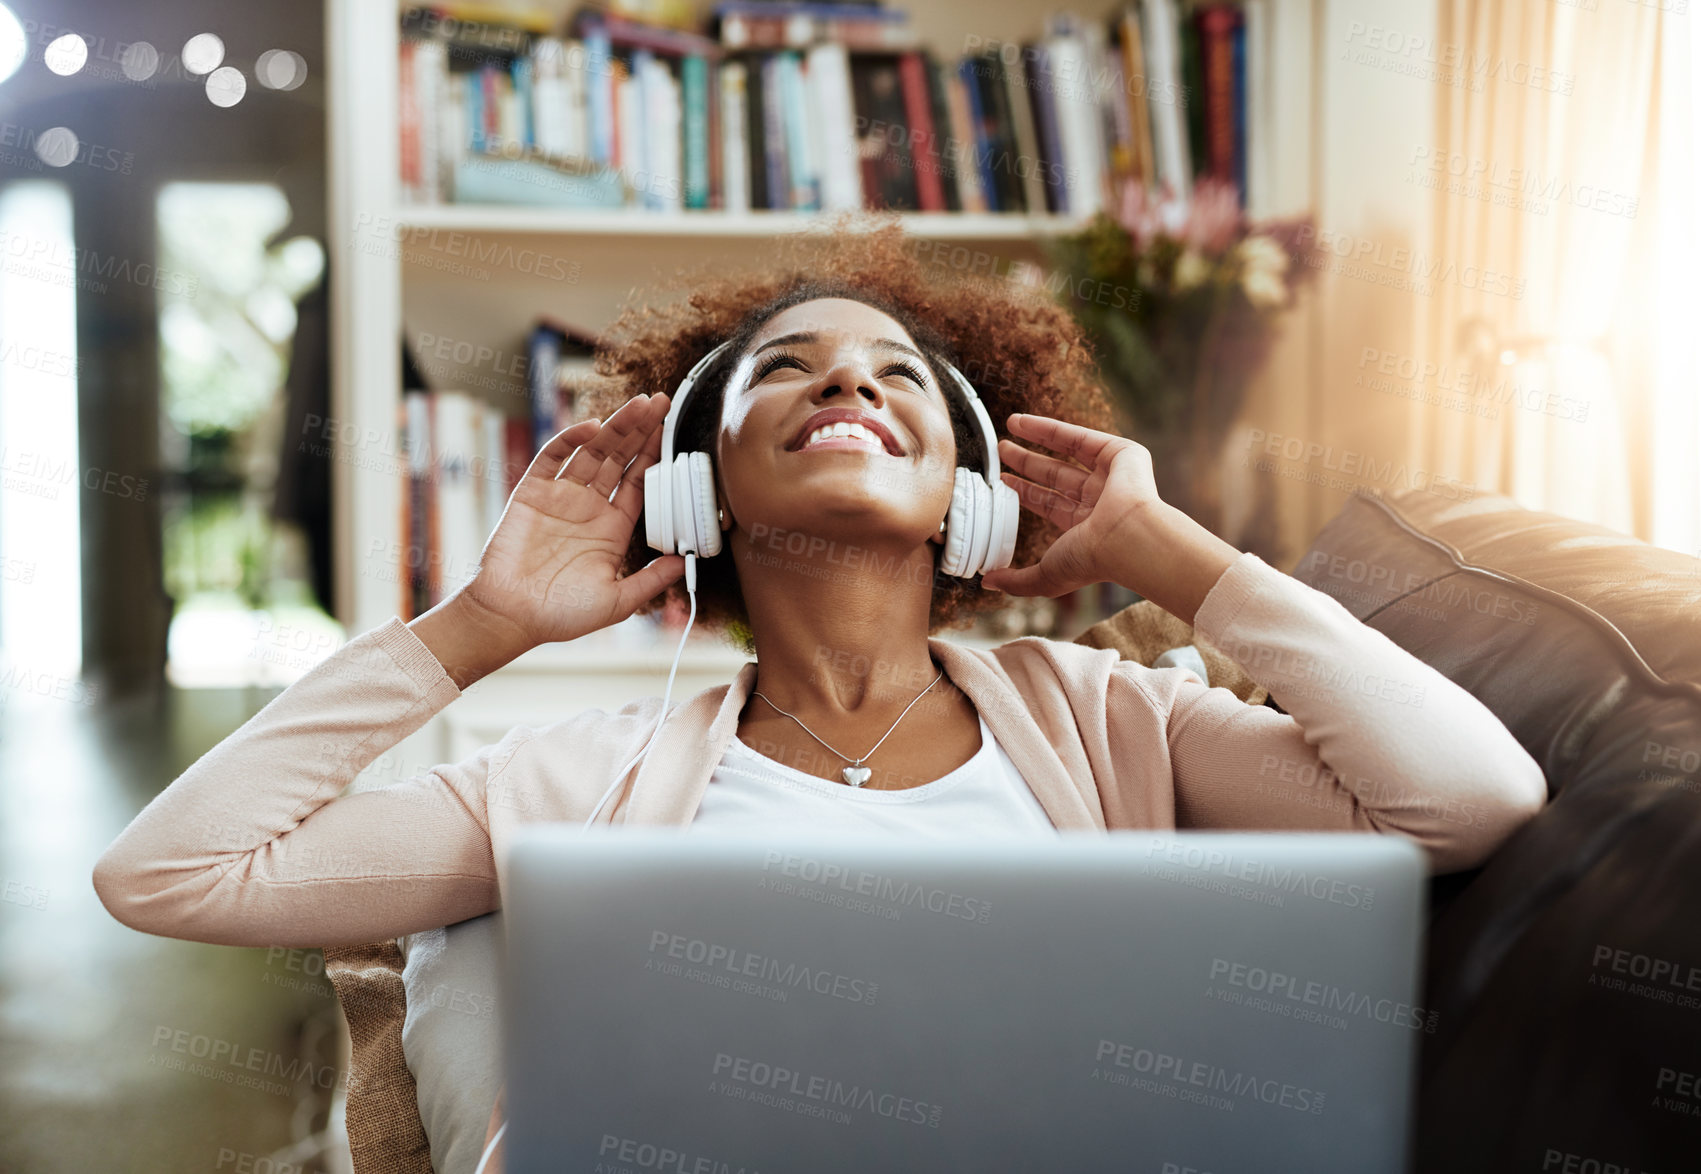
[1290,488,1701,1174]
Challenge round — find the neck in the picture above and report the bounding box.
[730,530,947,719]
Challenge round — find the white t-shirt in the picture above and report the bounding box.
[688,715,1060,837]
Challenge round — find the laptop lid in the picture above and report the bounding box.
[502,829,1426,1173]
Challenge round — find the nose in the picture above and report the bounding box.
[810,351,885,407]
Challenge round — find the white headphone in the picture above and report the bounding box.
[642,339,1020,577]
[580,338,1019,832]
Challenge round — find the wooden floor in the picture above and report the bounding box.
[0,682,353,1173]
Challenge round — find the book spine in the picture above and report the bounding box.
[1243,0,1269,215]
[807,43,862,211]
[532,38,570,158]
[777,52,819,210]
[399,41,420,196]
[466,71,484,154]
[923,56,960,212]
[682,55,711,209]
[512,56,535,148]
[720,61,751,212]
[1200,7,1237,184]
[760,54,790,209]
[564,39,588,160]
[1142,0,1191,199]
[943,70,986,212]
[1231,14,1247,203]
[707,58,723,209]
[1118,11,1156,188]
[958,57,999,212]
[1025,43,1063,214]
[481,403,508,541]
[586,27,614,166]
[898,53,944,212]
[527,324,564,455]
[1000,45,1049,216]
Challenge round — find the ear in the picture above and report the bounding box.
[927,517,946,545]
[716,484,733,532]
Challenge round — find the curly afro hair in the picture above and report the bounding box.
[575,215,1119,655]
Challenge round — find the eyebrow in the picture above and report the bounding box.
[752,331,928,365]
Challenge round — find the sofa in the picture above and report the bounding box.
[326,487,1701,1173]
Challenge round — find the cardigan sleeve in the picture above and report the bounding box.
[92,616,521,948]
[1141,552,1548,874]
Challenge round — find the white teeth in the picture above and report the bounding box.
[803,421,883,450]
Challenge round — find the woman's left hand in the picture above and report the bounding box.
[978,413,1165,598]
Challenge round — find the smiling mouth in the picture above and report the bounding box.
[794,421,898,454]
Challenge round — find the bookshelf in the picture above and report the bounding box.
[325,0,1319,772]
[395,204,1093,237]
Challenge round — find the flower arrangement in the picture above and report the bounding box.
[1043,176,1318,540]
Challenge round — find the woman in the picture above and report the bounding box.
[93,226,1547,1171]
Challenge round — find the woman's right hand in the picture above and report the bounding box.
[458,392,686,650]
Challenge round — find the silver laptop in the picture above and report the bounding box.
[501,829,1426,1173]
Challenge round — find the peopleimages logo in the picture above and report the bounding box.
[712,1052,945,1128]
[1144,840,1376,910]
[597,1134,761,1174]
[1093,1038,1326,1114]
[647,930,880,1006]
[1208,958,1439,1033]
[760,850,992,924]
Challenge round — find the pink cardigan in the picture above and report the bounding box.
[93,553,1548,948]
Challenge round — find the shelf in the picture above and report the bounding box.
[392,204,1094,239]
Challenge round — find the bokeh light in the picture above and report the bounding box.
[0,4,24,86]
[206,65,245,108]
[255,49,308,91]
[182,33,224,76]
[33,126,79,168]
[44,33,87,76]
[120,41,159,82]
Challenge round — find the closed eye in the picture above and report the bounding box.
[751,351,807,381]
[882,360,928,388]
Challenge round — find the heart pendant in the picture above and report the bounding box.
[842,765,873,787]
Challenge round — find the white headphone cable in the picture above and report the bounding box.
[473,1121,507,1174]
[582,551,698,829]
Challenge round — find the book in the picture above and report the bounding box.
[923,55,962,212]
[1198,5,1241,186]
[1116,7,1157,188]
[1025,41,1065,213]
[807,42,863,211]
[715,1,913,52]
[851,54,919,210]
[776,51,819,209]
[957,56,998,211]
[586,25,614,166]
[999,44,1049,216]
[898,52,945,212]
[941,67,986,212]
[1243,0,1270,214]
[1141,0,1191,200]
[759,53,791,208]
[719,60,751,211]
[681,55,711,208]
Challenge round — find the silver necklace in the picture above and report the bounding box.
[752,666,944,787]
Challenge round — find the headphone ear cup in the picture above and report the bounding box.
[668,451,717,558]
[964,473,994,578]
[643,461,671,554]
[939,466,976,578]
[684,450,720,557]
[986,480,1020,572]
